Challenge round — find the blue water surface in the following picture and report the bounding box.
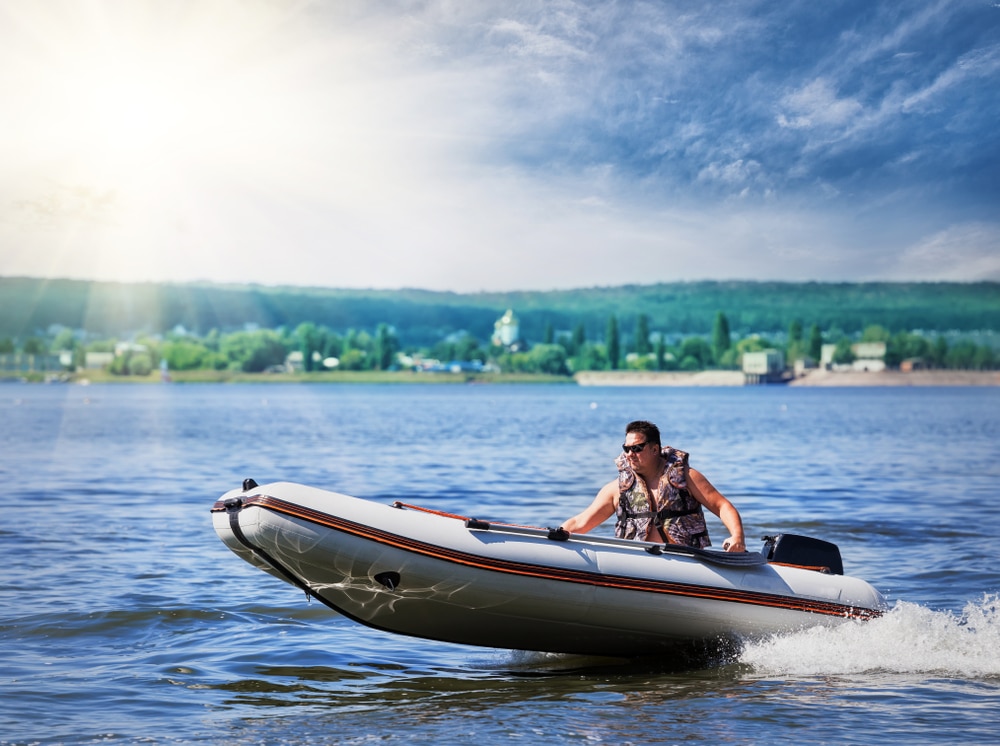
[1,383,998,744]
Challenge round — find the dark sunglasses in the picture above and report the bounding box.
[622,441,650,454]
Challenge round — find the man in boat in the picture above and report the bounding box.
[560,420,747,552]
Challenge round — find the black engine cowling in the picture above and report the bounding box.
[761,534,844,575]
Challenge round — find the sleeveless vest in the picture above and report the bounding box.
[614,446,711,548]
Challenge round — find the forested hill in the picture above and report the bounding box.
[2,276,998,344]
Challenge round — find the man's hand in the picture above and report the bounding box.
[722,536,746,552]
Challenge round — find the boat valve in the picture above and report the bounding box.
[374,571,401,591]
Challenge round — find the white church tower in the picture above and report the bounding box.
[492,309,520,348]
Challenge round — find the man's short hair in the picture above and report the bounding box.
[625,420,661,446]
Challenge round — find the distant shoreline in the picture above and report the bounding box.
[1,370,574,385]
[574,370,1000,387]
[787,369,1000,387]
[4,369,999,386]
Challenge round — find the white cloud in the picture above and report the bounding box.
[890,223,1000,281]
[11,185,119,227]
[488,18,588,60]
[902,43,1000,112]
[840,0,954,66]
[697,159,764,187]
[777,78,863,130]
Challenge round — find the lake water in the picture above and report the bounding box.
[2,382,999,744]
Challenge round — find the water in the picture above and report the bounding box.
[2,383,999,744]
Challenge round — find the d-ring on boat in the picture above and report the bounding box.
[212,480,886,657]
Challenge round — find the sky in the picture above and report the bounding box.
[1,0,998,292]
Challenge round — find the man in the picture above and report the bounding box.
[560,420,746,552]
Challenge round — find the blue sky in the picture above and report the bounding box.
[1,0,998,291]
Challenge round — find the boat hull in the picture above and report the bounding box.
[212,482,885,657]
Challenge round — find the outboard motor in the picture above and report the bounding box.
[761,534,844,575]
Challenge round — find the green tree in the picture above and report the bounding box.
[655,335,666,370]
[343,329,357,352]
[52,329,77,352]
[886,331,930,368]
[572,323,586,355]
[945,340,977,369]
[107,347,153,376]
[432,332,479,363]
[203,329,221,352]
[606,315,620,370]
[543,321,554,345]
[109,353,127,376]
[128,353,153,376]
[786,319,803,362]
[716,347,739,369]
[680,337,713,371]
[460,335,486,362]
[162,339,217,370]
[832,338,856,365]
[861,325,891,342]
[221,330,288,372]
[338,348,367,370]
[555,332,573,356]
[22,337,46,355]
[788,319,803,345]
[930,336,948,368]
[51,329,83,369]
[635,314,651,356]
[0,337,14,354]
[374,323,400,370]
[712,312,731,364]
[322,330,343,360]
[570,343,608,372]
[526,344,569,375]
[432,332,482,363]
[973,344,995,370]
[807,324,823,361]
[625,350,657,370]
[88,339,116,353]
[338,330,375,369]
[295,322,322,372]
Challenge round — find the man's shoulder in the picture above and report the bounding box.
[662,445,690,463]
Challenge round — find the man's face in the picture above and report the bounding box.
[623,431,657,469]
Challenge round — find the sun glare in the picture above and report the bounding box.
[1,1,333,281]
[51,68,180,184]
[85,71,181,157]
[35,24,230,184]
[13,2,333,180]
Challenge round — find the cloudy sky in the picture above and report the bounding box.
[1,0,998,292]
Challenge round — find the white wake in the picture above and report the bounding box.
[740,594,1000,678]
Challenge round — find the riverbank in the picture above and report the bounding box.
[574,370,1000,386]
[573,371,746,386]
[4,368,998,386]
[0,369,574,385]
[788,369,1000,386]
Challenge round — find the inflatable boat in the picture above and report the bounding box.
[212,480,886,657]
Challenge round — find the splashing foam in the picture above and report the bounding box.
[741,594,1000,678]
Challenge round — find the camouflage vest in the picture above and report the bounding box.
[614,446,711,548]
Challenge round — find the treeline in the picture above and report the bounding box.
[3,313,997,377]
[2,277,999,344]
